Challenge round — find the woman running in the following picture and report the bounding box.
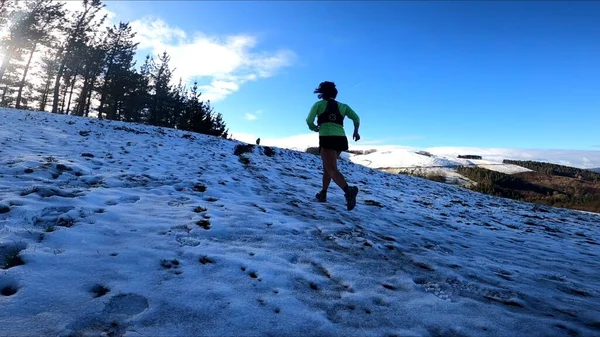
[305,81,360,211]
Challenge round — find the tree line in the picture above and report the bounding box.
[503,160,600,183]
[0,0,228,137]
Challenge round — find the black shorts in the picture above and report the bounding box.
[319,136,349,154]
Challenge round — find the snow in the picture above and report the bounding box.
[346,148,533,179]
[349,148,458,169]
[1,108,599,336]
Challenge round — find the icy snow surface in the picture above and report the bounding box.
[1,108,599,337]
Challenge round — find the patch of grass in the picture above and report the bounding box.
[196,219,211,230]
[91,284,110,298]
[193,206,207,213]
[382,283,397,290]
[365,200,383,208]
[199,256,214,264]
[234,144,254,156]
[2,252,24,270]
[56,217,75,228]
[160,259,180,269]
[238,156,250,166]
[305,147,320,156]
[263,146,276,157]
[56,164,72,172]
[253,204,267,213]
[193,184,207,192]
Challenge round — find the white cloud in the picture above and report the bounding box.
[244,110,263,121]
[230,132,319,150]
[129,17,295,102]
[425,146,600,169]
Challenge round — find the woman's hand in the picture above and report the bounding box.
[353,131,360,141]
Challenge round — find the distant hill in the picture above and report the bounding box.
[459,161,600,213]
[591,168,600,173]
[345,149,600,213]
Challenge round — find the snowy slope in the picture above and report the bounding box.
[347,148,532,186]
[349,148,458,169]
[1,108,599,337]
[347,147,532,174]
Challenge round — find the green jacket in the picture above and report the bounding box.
[306,99,360,137]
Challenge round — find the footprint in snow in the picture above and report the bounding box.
[61,293,149,337]
[161,259,183,275]
[0,275,19,297]
[105,195,140,206]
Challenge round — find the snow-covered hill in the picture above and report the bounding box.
[1,108,599,337]
[347,148,532,173]
[346,148,532,186]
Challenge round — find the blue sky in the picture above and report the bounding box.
[105,1,600,151]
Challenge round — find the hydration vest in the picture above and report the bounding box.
[317,99,344,126]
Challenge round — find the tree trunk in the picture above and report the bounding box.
[85,76,96,117]
[74,75,90,116]
[0,85,7,105]
[51,57,66,113]
[59,77,69,113]
[109,92,123,120]
[0,44,16,84]
[97,63,115,120]
[15,42,38,109]
[39,76,52,111]
[65,75,77,114]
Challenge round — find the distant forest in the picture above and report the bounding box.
[458,163,600,213]
[503,160,600,183]
[0,0,228,137]
[458,155,482,160]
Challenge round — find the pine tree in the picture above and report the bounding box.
[147,51,176,127]
[120,69,147,122]
[32,53,59,111]
[176,81,228,138]
[50,0,106,114]
[15,1,65,109]
[97,22,138,120]
[73,33,107,116]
